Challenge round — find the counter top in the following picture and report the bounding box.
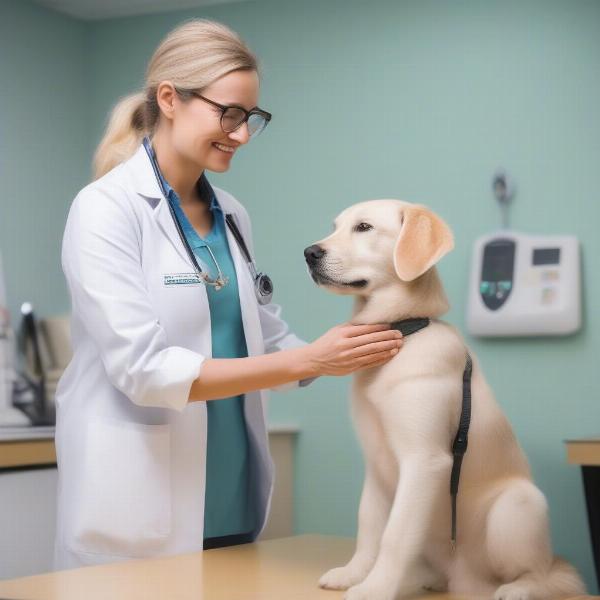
[0,534,489,600]
[0,438,56,469]
[0,422,55,471]
[565,437,600,466]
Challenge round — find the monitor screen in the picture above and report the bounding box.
[532,248,561,266]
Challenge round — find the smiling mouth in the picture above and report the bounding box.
[213,142,236,154]
[310,270,368,288]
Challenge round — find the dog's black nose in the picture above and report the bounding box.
[304,245,326,265]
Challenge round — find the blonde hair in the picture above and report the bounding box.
[93,19,258,179]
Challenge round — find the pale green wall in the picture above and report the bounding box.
[0,0,89,321]
[2,0,599,591]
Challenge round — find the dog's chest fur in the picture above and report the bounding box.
[350,321,468,461]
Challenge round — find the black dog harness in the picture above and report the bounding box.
[390,317,472,549]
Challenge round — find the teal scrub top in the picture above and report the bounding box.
[158,169,256,540]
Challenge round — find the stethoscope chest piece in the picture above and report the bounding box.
[255,272,273,305]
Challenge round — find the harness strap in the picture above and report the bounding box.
[450,352,472,549]
[389,318,473,549]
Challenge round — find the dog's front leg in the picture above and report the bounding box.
[319,468,392,590]
[345,453,452,600]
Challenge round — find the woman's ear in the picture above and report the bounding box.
[393,204,454,281]
[156,81,176,121]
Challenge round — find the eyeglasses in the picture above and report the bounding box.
[179,89,272,139]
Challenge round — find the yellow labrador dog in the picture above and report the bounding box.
[304,200,585,600]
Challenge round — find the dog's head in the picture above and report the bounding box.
[304,199,454,297]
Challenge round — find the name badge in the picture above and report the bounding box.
[163,273,203,287]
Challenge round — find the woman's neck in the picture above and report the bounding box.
[151,128,204,205]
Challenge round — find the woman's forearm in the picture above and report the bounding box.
[188,322,403,402]
[189,345,316,402]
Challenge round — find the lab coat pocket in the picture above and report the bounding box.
[70,418,172,558]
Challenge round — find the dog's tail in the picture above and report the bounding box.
[543,557,587,598]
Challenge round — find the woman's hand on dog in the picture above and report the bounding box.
[306,323,403,376]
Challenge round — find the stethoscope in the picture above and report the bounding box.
[142,136,273,305]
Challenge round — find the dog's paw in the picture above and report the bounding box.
[319,566,366,590]
[344,577,397,600]
[494,582,533,600]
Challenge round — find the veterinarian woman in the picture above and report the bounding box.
[52,19,404,570]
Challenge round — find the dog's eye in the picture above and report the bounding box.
[354,222,373,232]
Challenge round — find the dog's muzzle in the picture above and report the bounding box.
[304,244,368,288]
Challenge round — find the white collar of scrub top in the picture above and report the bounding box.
[123,143,264,357]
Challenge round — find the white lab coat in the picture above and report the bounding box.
[53,143,310,570]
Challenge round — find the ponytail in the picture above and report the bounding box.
[92,92,147,180]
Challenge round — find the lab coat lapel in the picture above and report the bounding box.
[125,143,200,267]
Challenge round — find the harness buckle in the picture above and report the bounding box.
[452,435,468,456]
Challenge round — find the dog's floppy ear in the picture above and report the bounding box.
[393,204,454,281]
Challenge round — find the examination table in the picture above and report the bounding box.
[0,535,595,600]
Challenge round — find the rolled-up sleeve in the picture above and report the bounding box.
[62,188,205,411]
